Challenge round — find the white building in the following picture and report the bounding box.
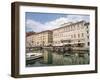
[52,21,89,50]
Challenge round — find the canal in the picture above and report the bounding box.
[26,49,89,67]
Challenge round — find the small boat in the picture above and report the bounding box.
[26,53,43,60]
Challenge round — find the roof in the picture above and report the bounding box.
[52,20,85,31]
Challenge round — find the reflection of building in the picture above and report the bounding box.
[26,20,89,50]
[53,21,89,50]
[43,50,52,64]
[52,53,64,65]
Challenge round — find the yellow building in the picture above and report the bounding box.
[26,30,52,47]
[26,34,35,48]
[34,30,52,47]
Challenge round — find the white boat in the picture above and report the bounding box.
[26,53,43,60]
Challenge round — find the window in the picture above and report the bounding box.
[87,36,89,39]
[72,26,74,30]
[81,33,84,37]
[87,26,88,29]
[88,42,90,46]
[87,31,89,34]
[74,26,76,30]
[77,24,80,30]
[37,42,39,44]
[74,34,76,38]
[78,34,80,38]
[32,41,34,43]
[78,40,80,43]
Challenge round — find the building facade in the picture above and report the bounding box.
[53,21,89,50]
[26,20,89,50]
[26,30,52,47]
[26,34,35,48]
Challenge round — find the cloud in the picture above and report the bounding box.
[66,15,90,22]
[44,17,69,30]
[26,15,89,32]
[26,19,44,32]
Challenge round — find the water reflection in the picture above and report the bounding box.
[26,50,89,67]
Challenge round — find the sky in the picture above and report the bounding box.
[25,12,90,32]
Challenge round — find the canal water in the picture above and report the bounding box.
[26,49,89,67]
